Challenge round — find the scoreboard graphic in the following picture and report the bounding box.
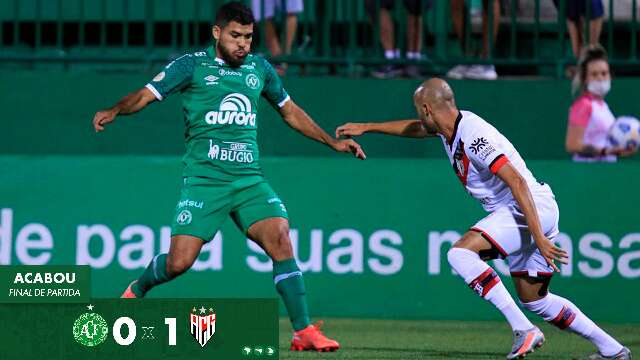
[0,266,279,360]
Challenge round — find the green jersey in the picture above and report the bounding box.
[146,46,289,181]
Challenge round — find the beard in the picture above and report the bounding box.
[217,42,247,68]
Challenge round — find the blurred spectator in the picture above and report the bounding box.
[366,0,432,79]
[252,0,304,75]
[553,0,604,61]
[565,45,636,162]
[447,0,500,80]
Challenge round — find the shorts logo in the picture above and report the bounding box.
[208,140,254,163]
[267,197,286,212]
[177,210,193,225]
[153,71,165,82]
[246,74,260,89]
[178,199,204,209]
[205,93,256,127]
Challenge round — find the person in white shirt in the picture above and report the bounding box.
[335,78,630,360]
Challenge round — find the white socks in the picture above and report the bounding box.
[406,51,422,60]
[448,247,624,357]
[447,248,534,331]
[522,294,624,357]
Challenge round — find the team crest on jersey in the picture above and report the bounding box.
[190,306,216,347]
[245,74,260,89]
[453,140,470,186]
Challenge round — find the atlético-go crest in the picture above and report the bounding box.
[190,306,216,347]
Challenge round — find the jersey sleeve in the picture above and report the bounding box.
[145,54,196,101]
[464,126,509,175]
[568,96,592,127]
[260,58,290,108]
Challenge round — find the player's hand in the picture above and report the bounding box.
[331,138,366,160]
[335,123,368,138]
[93,109,118,132]
[535,237,568,272]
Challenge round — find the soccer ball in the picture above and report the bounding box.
[608,116,640,150]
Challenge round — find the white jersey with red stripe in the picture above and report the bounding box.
[440,110,551,212]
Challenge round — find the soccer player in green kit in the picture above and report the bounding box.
[91,2,364,352]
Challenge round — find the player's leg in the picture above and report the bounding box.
[247,218,339,352]
[447,230,535,334]
[515,266,629,358]
[511,193,629,359]
[450,206,547,358]
[247,217,309,330]
[122,177,232,298]
[124,235,204,298]
[231,181,338,351]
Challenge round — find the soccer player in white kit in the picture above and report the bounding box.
[336,78,631,360]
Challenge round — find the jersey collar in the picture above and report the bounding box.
[206,45,251,67]
[206,45,226,65]
[448,111,463,148]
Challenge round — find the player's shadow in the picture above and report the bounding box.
[346,346,505,359]
[343,346,567,359]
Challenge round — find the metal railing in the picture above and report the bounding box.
[0,0,638,76]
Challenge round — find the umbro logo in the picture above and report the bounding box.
[204,75,219,85]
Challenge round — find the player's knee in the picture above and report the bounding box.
[166,256,193,277]
[521,294,551,315]
[447,247,476,267]
[268,224,293,258]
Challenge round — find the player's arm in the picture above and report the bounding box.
[495,163,568,271]
[279,100,366,160]
[565,124,607,156]
[335,120,433,138]
[566,124,636,157]
[92,88,157,132]
[93,53,195,133]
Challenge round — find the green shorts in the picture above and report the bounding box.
[171,176,288,241]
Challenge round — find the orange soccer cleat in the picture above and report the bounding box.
[120,281,138,298]
[290,321,340,352]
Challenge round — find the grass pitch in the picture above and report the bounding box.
[279,318,639,359]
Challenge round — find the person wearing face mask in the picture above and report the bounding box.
[565,44,637,162]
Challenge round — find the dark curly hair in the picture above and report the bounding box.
[214,1,254,28]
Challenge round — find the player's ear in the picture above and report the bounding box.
[423,103,431,117]
[212,25,221,41]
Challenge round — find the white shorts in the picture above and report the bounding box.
[471,189,560,278]
[252,0,304,21]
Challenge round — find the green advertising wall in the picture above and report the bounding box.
[3,70,640,160]
[1,156,638,323]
